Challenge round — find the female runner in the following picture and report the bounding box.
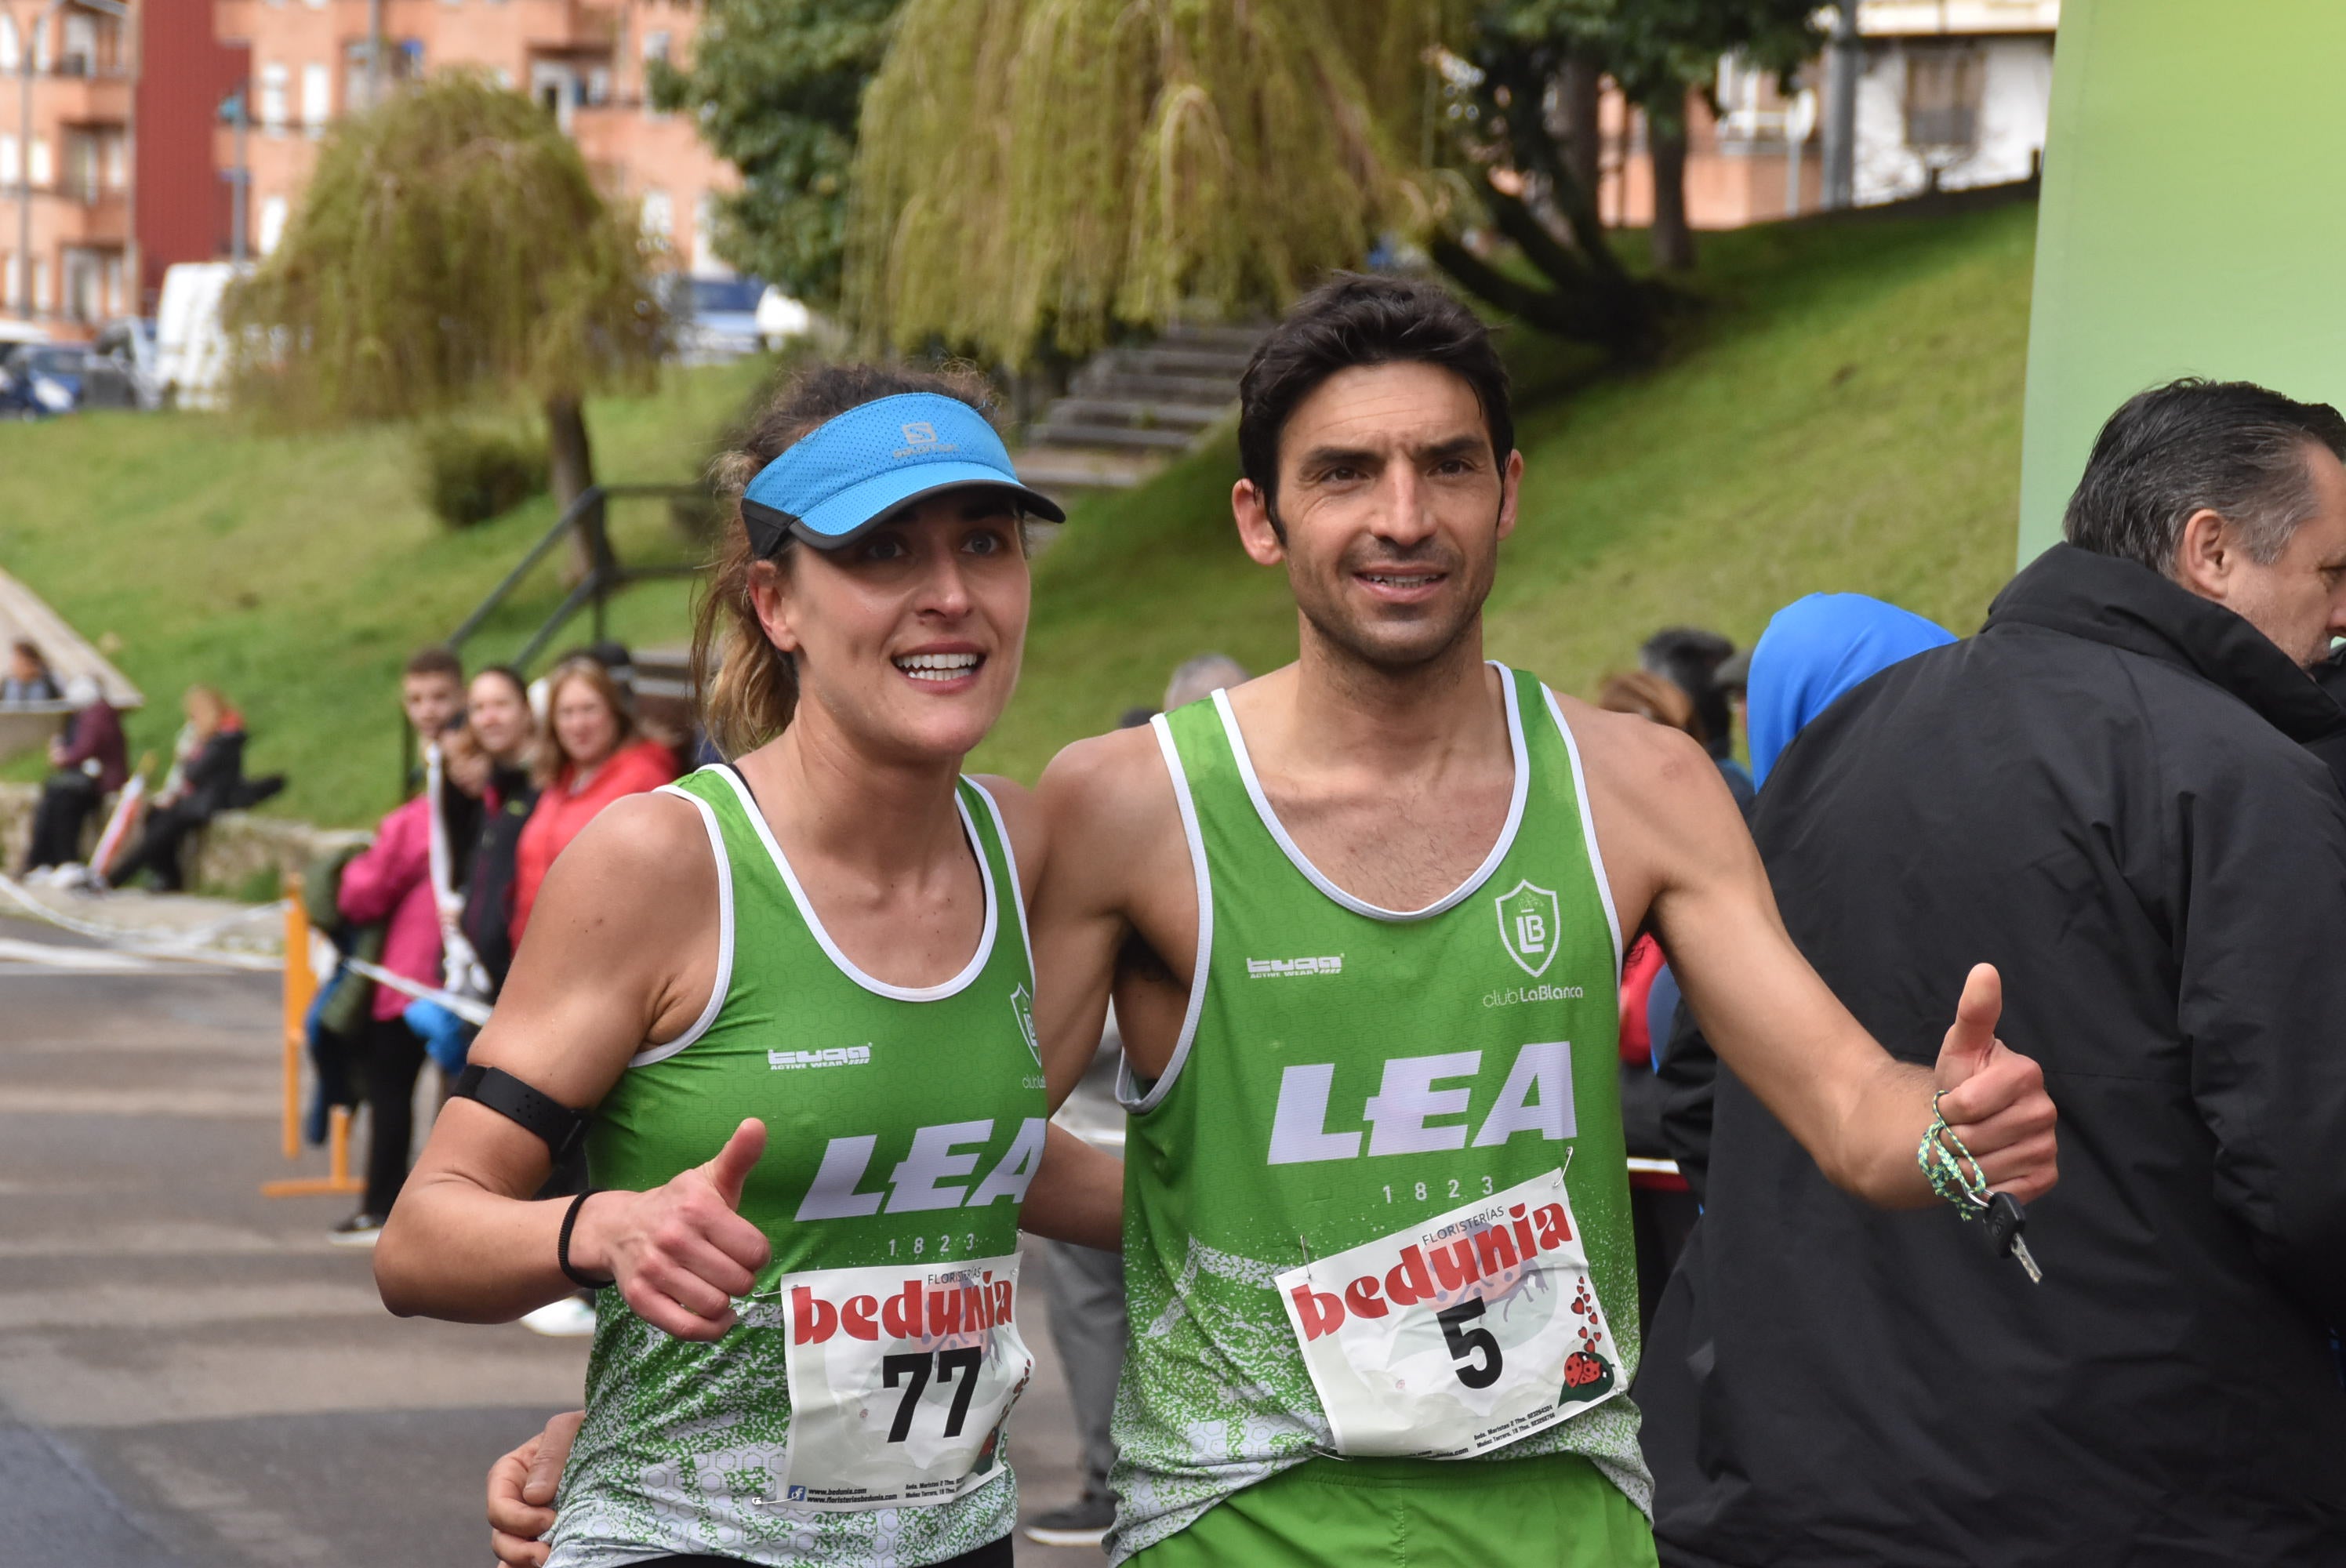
[374,364,1120,1568]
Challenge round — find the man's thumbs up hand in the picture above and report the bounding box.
[569,1118,774,1341]
[1929,964,2059,1205]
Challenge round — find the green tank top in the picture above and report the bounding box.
[550,765,1048,1568]
[1108,666,1653,1561]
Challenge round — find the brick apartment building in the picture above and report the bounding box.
[2,0,243,336]
[212,0,736,274]
[1600,0,2059,232]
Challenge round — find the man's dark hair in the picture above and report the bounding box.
[1237,274,1513,532]
[2064,378,2346,573]
[1640,627,1736,760]
[403,645,463,682]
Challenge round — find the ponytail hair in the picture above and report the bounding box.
[692,361,1002,758]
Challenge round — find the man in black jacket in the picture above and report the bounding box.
[1642,379,2346,1566]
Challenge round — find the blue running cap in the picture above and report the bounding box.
[738,392,1066,554]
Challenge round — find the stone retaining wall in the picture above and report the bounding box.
[0,781,368,895]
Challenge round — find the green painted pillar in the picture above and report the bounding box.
[2018,0,2346,561]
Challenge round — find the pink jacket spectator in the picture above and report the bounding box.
[509,738,679,948]
[336,793,442,1024]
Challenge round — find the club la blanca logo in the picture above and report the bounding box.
[1494,880,1562,978]
[1010,983,1041,1065]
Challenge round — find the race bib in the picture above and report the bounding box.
[1276,1169,1622,1460]
[774,1253,1033,1511]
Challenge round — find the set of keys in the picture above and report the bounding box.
[1981,1190,2043,1284]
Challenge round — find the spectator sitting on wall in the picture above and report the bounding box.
[2,639,61,706]
[508,655,678,948]
[20,676,128,877]
[102,685,249,893]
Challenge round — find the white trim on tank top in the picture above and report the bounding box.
[964,777,1037,988]
[1541,685,1625,979]
[1209,660,1532,922]
[1119,712,1214,1116]
[705,763,1000,1003]
[629,782,738,1068]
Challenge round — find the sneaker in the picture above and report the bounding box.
[521,1293,600,1338]
[327,1212,385,1247]
[1024,1491,1115,1548]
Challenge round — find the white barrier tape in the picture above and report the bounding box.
[0,874,285,970]
[340,956,494,1028]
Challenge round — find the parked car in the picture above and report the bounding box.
[0,343,91,418]
[669,274,768,363]
[89,318,162,410]
[756,286,817,350]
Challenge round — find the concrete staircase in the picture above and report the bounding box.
[1014,322,1266,494]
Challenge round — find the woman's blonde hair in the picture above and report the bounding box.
[183,684,231,737]
[537,655,637,784]
[692,361,1004,760]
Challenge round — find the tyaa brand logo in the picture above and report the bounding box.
[768,1044,873,1071]
[1494,880,1563,978]
[1246,955,1344,978]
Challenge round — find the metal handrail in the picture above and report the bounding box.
[444,481,710,666]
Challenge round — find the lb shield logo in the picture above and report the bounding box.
[1009,983,1041,1065]
[1494,880,1561,978]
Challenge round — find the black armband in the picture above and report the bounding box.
[451,1064,592,1161]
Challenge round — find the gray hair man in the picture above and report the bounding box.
[1643,378,2346,1566]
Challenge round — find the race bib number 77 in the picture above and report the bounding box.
[775,1254,1033,1511]
[1276,1169,1621,1460]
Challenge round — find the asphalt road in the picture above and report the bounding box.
[0,914,1102,1567]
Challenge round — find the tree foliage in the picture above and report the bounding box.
[647,0,901,309]
[847,0,1453,368]
[223,75,666,430]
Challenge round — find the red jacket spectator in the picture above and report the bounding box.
[337,794,442,1023]
[509,738,677,946]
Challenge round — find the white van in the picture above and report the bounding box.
[154,262,249,410]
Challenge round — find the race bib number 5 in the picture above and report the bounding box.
[1275,1169,1622,1460]
[775,1254,1033,1511]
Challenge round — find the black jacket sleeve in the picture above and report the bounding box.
[2174,742,2346,1322]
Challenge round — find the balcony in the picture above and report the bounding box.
[31,67,132,127]
[47,189,130,247]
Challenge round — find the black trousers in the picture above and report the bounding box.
[22,774,100,872]
[108,802,201,891]
[362,1012,430,1218]
[637,1538,1012,1567]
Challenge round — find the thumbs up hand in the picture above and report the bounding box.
[569,1118,774,1341]
[1928,965,2059,1204]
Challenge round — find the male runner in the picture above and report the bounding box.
[485,276,2057,1566]
[1026,274,2057,1565]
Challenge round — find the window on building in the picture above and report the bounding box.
[27,137,50,189]
[1905,43,1985,153]
[0,136,16,187]
[260,63,289,132]
[643,30,670,64]
[1,252,16,310]
[0,16,17,73]
[259,196,289,255]
[32,256,51,313]
[641,189,674,245]
[63,134,99,201]
[104,132,127,190]
[303,62,331,130]
[60,12,96,74]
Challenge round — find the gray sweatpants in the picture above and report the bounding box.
[1039,1237,1126,1497]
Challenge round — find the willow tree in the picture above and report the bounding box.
[846,0,1452,368]
[225,74,667,535]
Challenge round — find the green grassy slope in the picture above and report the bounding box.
[972,199,2037,782]
[0,360,771,825]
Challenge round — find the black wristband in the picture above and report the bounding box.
[558,1189,616,1290]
